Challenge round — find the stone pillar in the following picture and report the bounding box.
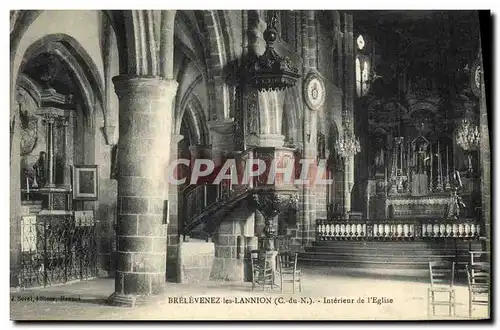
[478,60,490,254]
[211,202,254,282]
[297,10,318,248]
[189,145,212,164]
[10,93,22,287]
[166,134,184,282]
[108,76,178,306]
[45,116,56,187]
[208,119,236,166]
[63,114,73,187]
[343,13,355,216]
[206,119,246,281]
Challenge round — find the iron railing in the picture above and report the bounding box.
[19,212,97,288]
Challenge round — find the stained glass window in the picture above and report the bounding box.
[355,35,371,97]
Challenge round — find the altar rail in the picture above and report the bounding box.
[316,218,481,241]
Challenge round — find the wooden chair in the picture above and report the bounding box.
[469,251,489,264]
[428,261,456,317]
[250,250,274,291]
[466,262,490,318]
[278,251,302,294]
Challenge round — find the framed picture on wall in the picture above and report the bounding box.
[72,165,98,200]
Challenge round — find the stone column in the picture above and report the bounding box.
[343,13,355,216]
[478,60,490,254]
[298,10,318,247]
[189,145,212,164]
[109,76,178,306]
[45,116,56,187]
[166,134,184,282]
[208,119,236,166]
[63,112,75,187]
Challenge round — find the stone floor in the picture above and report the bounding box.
[10,266,490,321]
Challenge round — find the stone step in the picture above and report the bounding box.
[298,255,472,273]
[312,239,482,248]
[300,251,466,263]
[300,239,484,274]
[306,246,481,255]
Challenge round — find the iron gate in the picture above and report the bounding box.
[19,212,97,288]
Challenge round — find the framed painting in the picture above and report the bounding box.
[72,165,98,200]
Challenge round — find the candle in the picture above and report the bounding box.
[407,142,411,174]
[438,141,441,182]
[400,143,403,173]
[26,177,29,194]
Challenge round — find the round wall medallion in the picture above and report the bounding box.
[470,58,482,97]
[303,72,326,111]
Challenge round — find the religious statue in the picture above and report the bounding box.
[33,151,47,188]
[416,143,428,173]
[374,148,385,172]
[451,169,463,189]
[411,141,429,196]
[447,188,466,220]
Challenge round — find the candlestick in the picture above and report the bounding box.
[26,177,29,194]
[400,142,403,173]
[407,142,411,175]
[446,145,450,177]
[444,145,451,191]
[436,142,443,192]
[385,164,388,195]
[429,142,433,191]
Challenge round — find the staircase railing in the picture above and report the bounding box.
[182,182,233,232]
[181,148,255,236]
[316,218,481,241]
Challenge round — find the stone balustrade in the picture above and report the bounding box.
[316,218,481,241]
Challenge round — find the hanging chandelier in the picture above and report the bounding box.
[247,11,301,92]
[456,117,480,151]
[335,116,361,158]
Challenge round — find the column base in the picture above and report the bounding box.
[107,284,167,307]
[107,292,148,307]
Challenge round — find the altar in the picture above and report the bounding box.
[387,194,451,219]
[16,79,98,288]
[363,89,481,223]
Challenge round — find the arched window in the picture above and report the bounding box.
[356,57,362,97]
[355,34,371,97]
[357,35,365,51]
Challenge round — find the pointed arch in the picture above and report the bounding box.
[177,96,210,146]
[16,34,105,124]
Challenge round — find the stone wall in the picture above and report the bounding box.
[177,240,215,284]
[210,201,254,282]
